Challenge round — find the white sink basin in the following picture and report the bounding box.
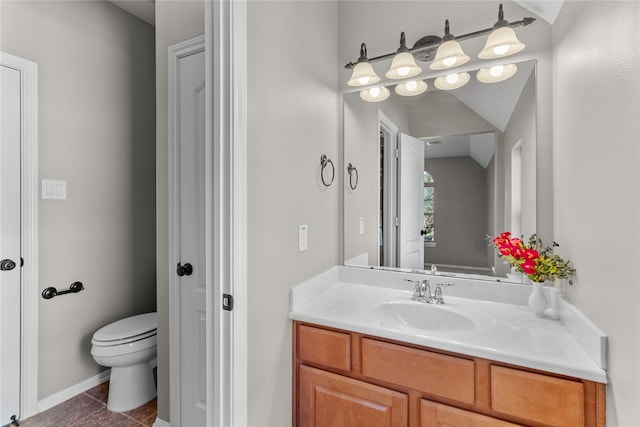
[374,301,477,332]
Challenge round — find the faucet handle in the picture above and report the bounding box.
[405,279,422,301]
[433,282,454,304]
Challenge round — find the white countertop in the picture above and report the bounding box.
[289,266,607,383]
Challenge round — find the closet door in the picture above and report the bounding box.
[169,37,206,427]
[0,61,22,426]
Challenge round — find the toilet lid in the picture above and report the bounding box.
[93,312,157,342]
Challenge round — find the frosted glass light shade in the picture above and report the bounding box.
[385,52,422,79]
[434,72,470,90]
[477,63,518,83]
[478,26,525,59]
[360,86,391,102]
[348,61,381,87]
[395,80,428,96]
[430,40,470,70]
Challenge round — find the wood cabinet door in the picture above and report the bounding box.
[490,365,585,427]
[421,400,523,427]
[299,365,408,427]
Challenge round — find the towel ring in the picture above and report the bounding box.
[347,163,359,190]
[320,154,335,187]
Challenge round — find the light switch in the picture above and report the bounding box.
[359,217,365,235]
[298,224,308,252]
[42,180,67,200]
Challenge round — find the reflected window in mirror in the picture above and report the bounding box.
[423,171,435,244]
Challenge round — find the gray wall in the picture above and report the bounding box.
[247,2,339,425]
[552,1,640,425]
[424,157,489,268]
[0,1,156,399]
[154,1,204,422]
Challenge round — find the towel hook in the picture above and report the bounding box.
[320,154,335,187]
[347,163,359,190]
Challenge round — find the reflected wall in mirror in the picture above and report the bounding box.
[344,60,537,280]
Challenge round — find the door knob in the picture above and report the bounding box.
[177,262,193,277]
[420,229,427,236]
[0,259,16,271]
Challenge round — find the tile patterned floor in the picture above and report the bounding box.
[18,382,157,427]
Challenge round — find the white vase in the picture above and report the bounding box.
[528,282,548,316]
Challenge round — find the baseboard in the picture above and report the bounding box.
[37,369,110,413]
[153,417,170,427]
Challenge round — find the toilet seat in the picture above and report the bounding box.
[91,333,157,359]
[92,329,157,347]
[92,312,157,347]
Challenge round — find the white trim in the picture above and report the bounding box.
[206,1,248,426]
[230,1,248,424]
[378,110,399,268]
[0,51,39,421]
[167,34,205,427]
[152,417,171,427]
[37,370,109,413]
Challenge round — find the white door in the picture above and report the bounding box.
[0,63,22,424]
[171,43,207,426]
[398,133,425,270]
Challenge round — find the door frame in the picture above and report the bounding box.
[167,2,248,424]
[378,111,398,268]
[206,1,248,425]
[167,34,206,426]
[0,52,39,420]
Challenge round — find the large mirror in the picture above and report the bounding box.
[343,60,537,281]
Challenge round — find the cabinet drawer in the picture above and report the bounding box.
[299,365,408,427]
[361,338,475,405]
[491,365,584,426]
[421,400,523,427]
[298,324,351,372]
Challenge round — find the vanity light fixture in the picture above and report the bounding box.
[430,20,470,70]
[476,63,518,83]
[434,72,470,91]
[347,43,381,87]
[395,80,428,96]
[478,4,526,59]
[385,32,423,79]
[344,4,534,83]
[360,86,391,102]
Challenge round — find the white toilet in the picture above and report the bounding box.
[91,312,157,412]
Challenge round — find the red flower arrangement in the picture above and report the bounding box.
[491,232,575,283]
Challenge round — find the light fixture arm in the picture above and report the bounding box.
[494,3,508,28]
[397,31,409,53]
[357,43,368,63]
[344,16,535,69]
[442,19,453,42]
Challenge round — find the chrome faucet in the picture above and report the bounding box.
[420,280,432,302]
[405,279,431,302]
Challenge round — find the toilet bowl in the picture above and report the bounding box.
[91,312,157,412]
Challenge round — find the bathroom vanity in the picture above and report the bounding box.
[290,266,607,427]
